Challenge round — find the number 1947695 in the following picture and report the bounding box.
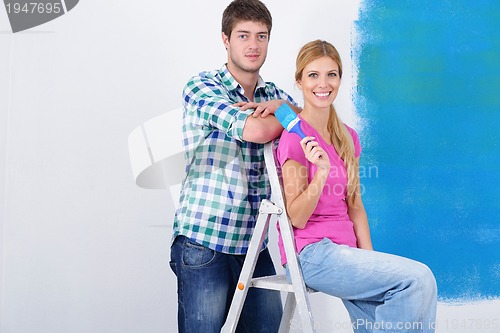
[6,2,62,14]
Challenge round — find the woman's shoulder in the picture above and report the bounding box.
[343,123,362,156]
[343,123,359,138]
[277,130,306,166]
[277,130,301,152]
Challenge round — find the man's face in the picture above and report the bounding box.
[222,20,269,74]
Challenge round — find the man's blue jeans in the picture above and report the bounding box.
[286,238,437,333]
[170,236,282,333]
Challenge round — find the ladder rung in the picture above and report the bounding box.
[250,275,295,292]
[251,275,318,293]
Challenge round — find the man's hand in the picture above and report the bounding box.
[233,100,286,118]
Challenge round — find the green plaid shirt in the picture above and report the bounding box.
[173,64,297,254]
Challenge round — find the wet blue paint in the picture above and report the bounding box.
[354,0,500,301]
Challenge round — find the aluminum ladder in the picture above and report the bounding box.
[221,141,315,333]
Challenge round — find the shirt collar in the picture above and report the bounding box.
[219,64,266,95]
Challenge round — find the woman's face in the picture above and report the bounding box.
[297,56,341,111]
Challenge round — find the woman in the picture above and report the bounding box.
[277,40,437,332]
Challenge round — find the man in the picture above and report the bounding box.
[170,0,299,332]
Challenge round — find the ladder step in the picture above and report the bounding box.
[250,275,317,293]
[250,275,294,292]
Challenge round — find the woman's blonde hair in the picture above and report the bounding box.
[295,40,360,206]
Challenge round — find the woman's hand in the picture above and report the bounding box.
[233,100,286,118]
[300,136,330,171]
[282,137,330,229]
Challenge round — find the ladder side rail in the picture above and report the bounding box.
[264,142,316,333]
[221,205,274,333]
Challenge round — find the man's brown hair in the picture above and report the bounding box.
[222,0,272,39]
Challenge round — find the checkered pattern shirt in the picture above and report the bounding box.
[172,64,297,254]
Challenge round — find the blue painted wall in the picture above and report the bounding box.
[354,0,500,301]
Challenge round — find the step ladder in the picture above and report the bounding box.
[221,141,316,333]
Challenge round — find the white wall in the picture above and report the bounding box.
[0,1,497,333]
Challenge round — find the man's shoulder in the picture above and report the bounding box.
[263,80,278,88]
[187,68,223,86]
[182,68,228,99]
[258,80,296,104]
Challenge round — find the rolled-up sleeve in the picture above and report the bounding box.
[183,75,249,141]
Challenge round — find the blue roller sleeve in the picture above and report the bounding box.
[288,121,306,139]
[274,103,306,139]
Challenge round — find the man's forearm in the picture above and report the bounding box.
[242,115,283,144]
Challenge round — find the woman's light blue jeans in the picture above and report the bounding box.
[286,238,437,333]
